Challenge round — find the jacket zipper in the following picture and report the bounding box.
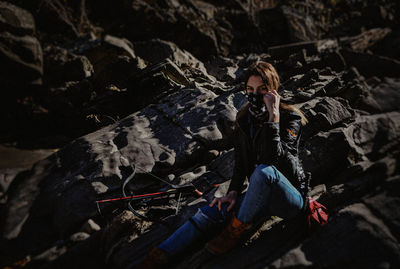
[237,122,251,149]
[253,127,262,163]
[237,120,262,164]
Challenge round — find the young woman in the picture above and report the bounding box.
[134,61,310,268]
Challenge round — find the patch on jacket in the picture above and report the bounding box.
[286,128,297,138]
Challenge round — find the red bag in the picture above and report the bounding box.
[306,196,329,229]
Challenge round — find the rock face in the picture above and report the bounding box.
[0,85,246,257]
[1,0,400,269]
[0,1,43,86]
[43,46,93,86]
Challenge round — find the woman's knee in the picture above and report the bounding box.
[251,164,277,185]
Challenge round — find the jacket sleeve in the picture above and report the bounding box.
[227,124,247,194]
[262,110,302,165]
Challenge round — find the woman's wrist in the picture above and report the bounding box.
[228,190,238,197]
[268,112,280,122]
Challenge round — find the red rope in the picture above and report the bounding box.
[96,191,167,203]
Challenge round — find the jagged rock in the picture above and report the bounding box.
[267,201,400,269]
[357,77,400,113]
[133,39,207,75]
[11,0,94,42]
[284,64,399,117]
[285,68,320,91]
[300,111,400,185]
[105,177,220,269]
[0,168,27,199]
[256,8,291,47]
[362,175,400,241]
[0,87,246,256]
[316,38,340,53]
[0,1,43,86]
[100,210,143,266]
[31,245,68,265]
[83,35,146,90]
[220,7,264,54]
[333,67,370,106]
[268,41,319,60]
[202,0,247,10]
[277,51,338,82]
[83,86,131,130]
[340,27,392,52]
[202,150,219,164]
[370,28,400,60]
[174,166,208,186]
[43,46,93,86]
[87,0,231,60]
[209,149,235,180]
[79,219,101,234]
[298,97,354,140]
[0,1,35,35]
[204,55,240,82]
[319,156,397,209]
[340,49,400,78]
[330,67,400,115]
[280,67,346,102]
[127,59,191,110]
[0,146,58,171]
[327,0,396,37]
[69,232,90,243]
[304,50,347,74]
[281,5,321,42]
[41,79,93,118]
[110,0,233,60]
[102,35,137,59]
[155,87,247,149]
[237,53,272,68]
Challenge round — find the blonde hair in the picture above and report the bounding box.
[242,61,308,125]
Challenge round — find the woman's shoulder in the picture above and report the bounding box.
[236,102,250,121]
[280,107,302,120]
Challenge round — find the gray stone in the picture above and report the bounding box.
[0,168,27,198]
[209,149,235,180]
[268,202,400,269]
[300,112,400,185]
[43,46,93,86]
[79,219,101,234]
[281,5,321,42]
[156,87,247,149]
[362,175,400,241]
[69,232,90,243]
[361,77,400,113]
[0,1,35,35]
[298,97,354,139]
[0,31,43,85]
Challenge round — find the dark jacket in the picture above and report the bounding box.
[227,103,311,202]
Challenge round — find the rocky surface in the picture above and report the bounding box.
[0,0,399,268]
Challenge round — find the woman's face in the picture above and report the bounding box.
[246,75,268,95]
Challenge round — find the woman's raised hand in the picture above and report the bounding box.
[263,90,280,112]
[209,190,238,212]
[264,90,280,122]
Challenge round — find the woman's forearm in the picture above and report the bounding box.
[268,113,280,122]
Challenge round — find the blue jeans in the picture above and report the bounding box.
[157,164,304,256]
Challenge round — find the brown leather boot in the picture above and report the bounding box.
[205,216,252,255]
[131,246,169,269]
